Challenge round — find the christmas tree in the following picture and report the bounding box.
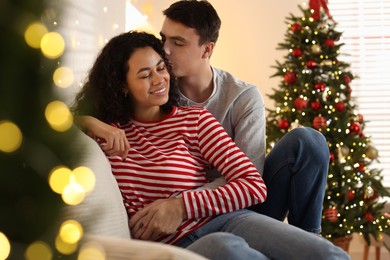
[0,0,91,258]
[265,1,390,247]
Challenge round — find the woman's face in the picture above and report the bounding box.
[125,47,170,113]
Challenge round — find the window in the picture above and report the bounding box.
[329,0,390,187]
[59,0,126,104]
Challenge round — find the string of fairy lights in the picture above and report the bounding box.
[267,8,388,242]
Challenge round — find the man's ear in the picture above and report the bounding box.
[202,42,215,59]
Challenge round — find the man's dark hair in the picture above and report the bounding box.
[163,0,221,45]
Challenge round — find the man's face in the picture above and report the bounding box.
[160,18,206,78]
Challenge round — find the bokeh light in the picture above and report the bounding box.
[73,166,95,193]
[59,220,83,244]
[55,234,78,255]
[53,67,74,88]
[40,32,65,59]
[0,232,10,260]
[0,120,23,153]
[62,175,86,205]
[24,22,48,49]
[25,241,52,260]
[45,100,73,132]
[78,241,106,260]
[49,166,72,194]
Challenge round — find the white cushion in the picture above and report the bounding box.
[62,130,131,239]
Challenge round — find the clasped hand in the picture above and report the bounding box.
[129,197,186,241]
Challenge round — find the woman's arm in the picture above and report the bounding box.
[181,109,267,219]
[74,115,129,160]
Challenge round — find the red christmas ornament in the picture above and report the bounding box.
[284,72,297,84]
[363,212,374,223]
[306,60,317,69]
[291,23,302,32]
[329,152,334,163]
[324,207,338,222]
[344,75,351,83]
[292,48,303,57]
[347,86,352,97]
[314,82,326,92]
[348,189,355,201]
[324,38,335,48]
[313,116,327,129]
[357,162,366,172]
[294,97,308,110]
[335,101,346,112]
[278,119,290,130]
[349,122,361,135]
[310,101,322,111]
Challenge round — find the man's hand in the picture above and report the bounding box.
[75,116,129,160]
[129,198,186,241]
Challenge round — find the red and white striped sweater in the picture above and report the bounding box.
[107,106,267,244]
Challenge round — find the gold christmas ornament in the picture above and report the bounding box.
[366,146,379,160]
[340,146,350,156]
[311,44,321,54]
[321,60,333,66]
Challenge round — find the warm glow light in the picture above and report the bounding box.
[0,232,10,260]
[25,241,52,260]
[55,235,78,255]
[0,120,23,153]
[59,220,83,244]
[62,175,86,205]
[73,166,95,193]
[78,241,106,260]
[45,100,73,132]
[49,166,72,194]
[24,22,48,49]
[53,67,74,88]
[40,32,65,59]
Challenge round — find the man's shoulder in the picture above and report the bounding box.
[212,67,263,103]
[213,67,257,91]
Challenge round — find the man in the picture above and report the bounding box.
[77,0,328,234]
[159,0,328,234]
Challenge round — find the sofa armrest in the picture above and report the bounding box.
[83,235,207,260]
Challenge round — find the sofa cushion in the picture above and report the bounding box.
[62,130,131,239]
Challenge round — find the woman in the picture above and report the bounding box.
[73,31,349,260]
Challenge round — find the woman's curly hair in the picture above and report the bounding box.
[72,31,182,124]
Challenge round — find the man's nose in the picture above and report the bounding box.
[163,42,170,55]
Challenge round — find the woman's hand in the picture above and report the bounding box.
[129,198,186,241]
[75,116,129,160]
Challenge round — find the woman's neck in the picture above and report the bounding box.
[133,107,166,122]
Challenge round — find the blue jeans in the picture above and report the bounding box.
[250,127,329,233]
[175,209,349,260]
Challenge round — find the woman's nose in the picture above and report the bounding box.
[152,73,165,85]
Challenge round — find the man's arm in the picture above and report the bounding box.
[231,87,266,175]
[74,115,129,160]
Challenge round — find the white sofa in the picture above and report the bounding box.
[62,130,206,259]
